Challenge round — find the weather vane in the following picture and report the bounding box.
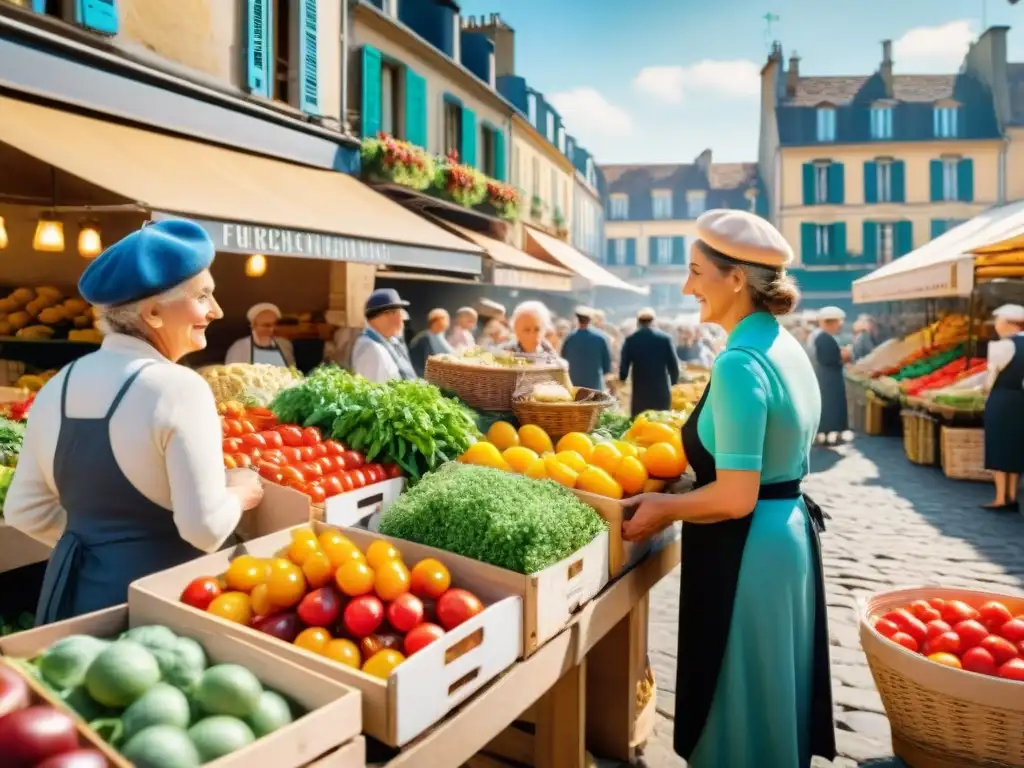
[763,12,780,47]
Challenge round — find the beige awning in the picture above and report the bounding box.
[524,226,648,295]
[0,96,483,274]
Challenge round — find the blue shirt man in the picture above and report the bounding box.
[560,307,612,391]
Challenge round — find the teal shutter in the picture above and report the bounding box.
[832,223,847,260]
[863,161,877,204]
[296,0,319,114]
[930,219,946,239]
[360,46,382,138]
[672,236,686,265]
[957,158,974,202]
[245,0,272,98]
[493,129,507,181]
[404,68,427,147]
[75,0,118,34]
[647,237,658,264]
[461,108,478,167]
[800,223,816,262]
[827,163,845,204]
[891,161,906,203]
[929,160,943,202]
[31,0,45,12]
[802,163,815,205]
[895,221,913,257]
[606,240,616,265]
[862,222,878,262]
[625,239,637,266]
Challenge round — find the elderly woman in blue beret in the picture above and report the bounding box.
[4,219,264,624]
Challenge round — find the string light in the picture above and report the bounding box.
[32,213,64,252]
[245,254,267,277]
[0,216,7,250]
[77,221,102,258]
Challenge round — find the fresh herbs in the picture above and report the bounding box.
[0,466,14,516]
[377,464,607,573]
[0,418,24,467]
[597,410,632,440]
[269,367,479,480]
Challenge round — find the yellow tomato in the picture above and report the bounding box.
[249,583,274,617]
[365,540,402,570]
[266,558,307,607]
[554,450,587,473]
[486,421,520,451]
[502,446,539,474]
[590,442,623,474]
[207,592,253,625]
[335,559,376,597]
[576,466,624,499]
[524,457,547,480]
[362,649,406,679]
[224,555,270,593]
[323,638,361,669]
[612,440,639,458]
[294,627,332,654]
[518,424,554,454]
[287,529,321,566]
[320,531,364,568]
[556,432,594,462]
[637,422,678,447]
[544,455,578,489]
[375,559,411,602]
[459,441,511,471]
[302,550,336,589]
[643,478,667,493]
[643,442,687,479]
[410,558,451,600]
[615,456,649,495]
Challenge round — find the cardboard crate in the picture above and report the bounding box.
[129,524,525,747]
[305,736,365,767]
[322,477,405,530]
[0,604,362,768]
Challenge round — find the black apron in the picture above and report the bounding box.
[248,335,289,367]
[984,335,1024,472]
[674,365,836,763]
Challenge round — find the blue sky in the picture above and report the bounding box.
[458,0,1024,166]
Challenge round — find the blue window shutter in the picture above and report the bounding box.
[296,0,319,114]
[800,223,815,262]
[863,161,877,204]
[461,108,478,167]
[245,0,272,98]
[832,223,847,260]
[493,129,506,181]
[802,163,815,205]
[606,240,616,265]
[895,221,913,257]
[647,236,658,264]
[827,162,844,204]
[626,239,637,266]
[672,236,686,265]
[75,0,118,35]
[958,158,974,202]
[929,160,943,202]
[360,46,382,138]
[862,222,878,262]
[930,219,946,239]
[31,0,46,12]
[404,68,427,147]
[891,160,906,203]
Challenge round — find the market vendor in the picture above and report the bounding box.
[620,209,835,768]
[447,306,478,351]
[4,219,264,624]
[224,302,296,367]
[982,303,1024,511]
[350,288,417,383]
[409,308,454,377]
[619,308,679,417]
[504,300,559,356]
[811,306,851,445]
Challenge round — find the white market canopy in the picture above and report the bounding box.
[852,199,1024,303]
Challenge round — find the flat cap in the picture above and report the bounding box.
[993,303,1024,322]
[817,306,847,321]
[695,209,793,268]
[79,218,214,306]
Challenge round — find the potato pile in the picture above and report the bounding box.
[0,285,101,342]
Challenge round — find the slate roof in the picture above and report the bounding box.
[1007,62,1024,125]
[599,161,763,219]
[783,75,956,107]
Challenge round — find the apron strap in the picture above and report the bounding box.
[105,362,157,421]
[60,361,78,420]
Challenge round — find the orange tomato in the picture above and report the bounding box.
[224,555,270,593]
[302,550,336,589]
[266,558,307,607]
[249,583,275,617]
[365,540,402,570]
[590,442,623,474]
[287,529,321,566]
[335,560,376,597]
[207,592,253,625]
[294,627,332,654]
[361,649,405,679]
[410,558,451,600]
[614,456,649,495]
[375,559,411,602]
[319,531,364,568]
[322,638,361,669]
[927,652,963,669]
[642,442,687,479]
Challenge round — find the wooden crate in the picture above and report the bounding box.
[939,427,992,482]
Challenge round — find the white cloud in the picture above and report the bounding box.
[632,60,760,105]
[893,20,974,71]
[546,87,634,143]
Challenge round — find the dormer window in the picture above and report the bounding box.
[527,92,537,126]
[816,107,836,142]
[745,187,758,213]
[933,102,960,138]
[871,104,893,140]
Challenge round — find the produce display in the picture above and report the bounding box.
[0,416,24,515]
[671,374,708,412]
[13,371,58,394]
[431,347,555,369]
[200,364,302,408]
[0,612,34,637]
[270,367,479,480]
[377,463,606,574]
[900,357,985,397]
[178,527,482,677]
[870,596,1024,681]
[0,286,101,342]
[0,393,34,423]
[7,625,307,766]
[591,410,631,441]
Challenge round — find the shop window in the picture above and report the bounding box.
[444,100,462,157]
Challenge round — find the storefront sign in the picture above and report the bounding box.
[492,267,573,293]
[150,213,482,276]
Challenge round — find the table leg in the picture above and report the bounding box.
[534,658,586,768]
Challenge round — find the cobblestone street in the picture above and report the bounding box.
[635,436,1024,768]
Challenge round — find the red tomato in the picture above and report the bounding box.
[180,577,222,610]
[223,438,244,454]
[305,484,327,504]
[223,419,244,437]
[998,657,1024,681]
[300,446,317,462]
[278,426,304,447]
[316,456,335,474]
[343,596,385,638]
[925,619,953,641]
[312,443,328,459]
[258,462,284,484]
[386,593,425,634]
[883,609,928,644]
[239,420,256,435]
[280,446,303,464]
[890,632,919,653]
[321,474,344,497]
[873,618,899,639]
[241,433,267,450]
[280,466,306,488]
[297,587,343,627]
[961,646,998,676]
[384,463,403,479]
[325,440,346,456]
[299,462,323,482]
[941,599,980,625]
[953,619,990,651]
[924,631,960,656]
[978,601,1014,631]
[998,618,1024,643]
[232,453,252,469]
[343,450,365,469]
[979,634,1019,665]
[224,454,237,470]
[339,472,355,493]
[404,623,445,656]
[436,589,484,631]
[261,449,286,466]
[927,652,962,669]
[261,430,284,450]
[909,600,941,624]
[928,597,946,611]
[302,426,322,446]
[367,464,387,484]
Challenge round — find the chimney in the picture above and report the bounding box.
[472,12,515,77]
[694,149,712,175]
[786,53,800,97]
[881,39,894,98]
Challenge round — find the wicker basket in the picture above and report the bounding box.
[425,356,566,411]
[845,378,868,433]
[512,388,614,440]
[901,410,922,463]
[917,414,938,466]
[860,587,1024,768]
[866,392,886,435]
[940,426,992,482]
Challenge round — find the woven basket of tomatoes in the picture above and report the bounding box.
[860,587,1024,768]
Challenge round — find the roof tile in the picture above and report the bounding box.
[783,74,956,107]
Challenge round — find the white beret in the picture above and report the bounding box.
[695,209,794,268]
[247,302,281,323]
[993,304,1024,322]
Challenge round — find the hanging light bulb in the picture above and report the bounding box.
[32,213,64,252]
[0,216,7,250]
[245,254,267,277]
[77,221,102,258]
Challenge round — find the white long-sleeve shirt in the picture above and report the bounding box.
[4,334,241,551]
[986,334,1024,391]
[350,335,400,383]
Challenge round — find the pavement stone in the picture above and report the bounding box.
[629,436,1024,767]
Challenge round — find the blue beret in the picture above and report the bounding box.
[78,219,215,306]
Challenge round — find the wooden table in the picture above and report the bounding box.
[371,540,681,768]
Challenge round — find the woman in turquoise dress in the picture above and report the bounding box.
[623,209,836,768]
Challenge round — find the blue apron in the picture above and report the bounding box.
[36,361,206,625]
[361,328,416,380]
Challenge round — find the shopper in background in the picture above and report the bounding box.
[619,307,679,417]
[561,306,612,391]
[448,306,478,351]
[505,300,559,356]
[409,308,454,377]
[676,324,703,364]
[476,299,510,347]
[350,289,417,383]
[811,306,851,445]
[5,219,262,624]
[982,303,1024,511]
[851,314,878,361]
[224,302,296,367]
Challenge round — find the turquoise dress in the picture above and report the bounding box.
[675,311,836,767]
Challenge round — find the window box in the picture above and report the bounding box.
[360,134,436,191]
[486,180,521,222]
[530,195,545,221]
[435,150,488,208]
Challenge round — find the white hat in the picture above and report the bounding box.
[993,304,1024,322]
[637,307,656,321]
[817,306,846,321]
[247,302,281,323]
[695,209,794,268]
[574,305,595,319]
